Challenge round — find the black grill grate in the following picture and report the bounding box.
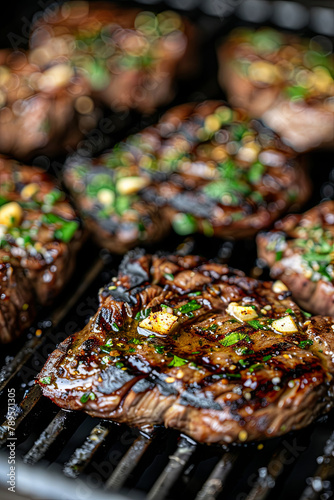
[1,0,334,499]
[1,251,334,500]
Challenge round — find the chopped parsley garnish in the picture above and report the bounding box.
[80,392,96,403]
[285,308,293,314]
[220,332,248,347]
[115,361,124,369]
[247,320,269,330]
[301,309,312,318]
[42,213,79,242]
[188,291,201,297]
[135,308,152,320]
[167,355,189,367]
[40,376,51,385]
[299,339,313,349]
[175,300,201,315]
[164,273,174,281]
[263,355,272,362]
[155,345,165,354]
[248,363,264,373]
[111,322,120,332]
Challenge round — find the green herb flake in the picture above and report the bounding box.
[167,355,189,367]
[115,361,124,369]
[248,363,264,373]
[263,355,272,362]
[220,332,247,347]
[155,345,165,354]
[40,376,51,385]
[135,308,152,321]
[188,291,201,297]
[285,308,293,314]
[175,299,201,315]
[164,273,174,281]
[112,322,120,332]
[247,319,268,330]
[299,339,313,349]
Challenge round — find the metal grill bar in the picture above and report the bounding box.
[195,451,239,500]
[105,432,153,491]
[0,258,104,393]
[245,444,288,500]
[299,431,334,500]
[147,435,197,500]
[0,384,42,445]
[22,409,74,465]
[63,422,111,478]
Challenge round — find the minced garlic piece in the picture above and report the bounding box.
[139,311,178,335]
[226,302,258,322]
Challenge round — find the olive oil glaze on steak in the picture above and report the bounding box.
[38,250,334,444]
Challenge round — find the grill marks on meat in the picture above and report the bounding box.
[218,28,334,152]
[64,101,310,250]
[38,251,334,444]
[0,158,83,342]
[63,160,169,254]
[257,201,334,316]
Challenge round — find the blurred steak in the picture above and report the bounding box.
[64,156,170,254]
[0,157,83,342]
[0,50,97,160]
[64,101,310,247]
[38,250,334,444]
[0,250,35,343]
[218,28,334,152]
[29,2,198,113]
[257,201,334,316]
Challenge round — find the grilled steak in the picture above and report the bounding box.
[0,157,83,341]
[29,2,197,113]
[257,201,334,317]
[0,250,35,344]
[63,155,170,254]
[38,250,334,444]
[218,28,334,152]
[0,49,97,160]
[65,100,310,247]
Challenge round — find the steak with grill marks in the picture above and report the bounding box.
[38,250,334,444]
[257,201,334,317]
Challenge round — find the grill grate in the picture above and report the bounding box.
[1,1,334,499]
[1,251,334,500]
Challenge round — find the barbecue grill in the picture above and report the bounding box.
[1,0,334,499]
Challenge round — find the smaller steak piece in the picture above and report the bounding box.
[0,157,83,307]
[0,50,97,160]
[257,201,334,316]
[64,155,170,254]
[29,3,197,113]
[0,250,35,344]
[218,28,334,152]
[38,250,334,444]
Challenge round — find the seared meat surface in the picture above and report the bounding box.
[64,101,310,247]
[29,2,197,113]
[64,155,170,254]
[218,28,334,152]
[257,201,334,316]
[0,157,83,342]
[38,250,334,444]
[0,250,35,344]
